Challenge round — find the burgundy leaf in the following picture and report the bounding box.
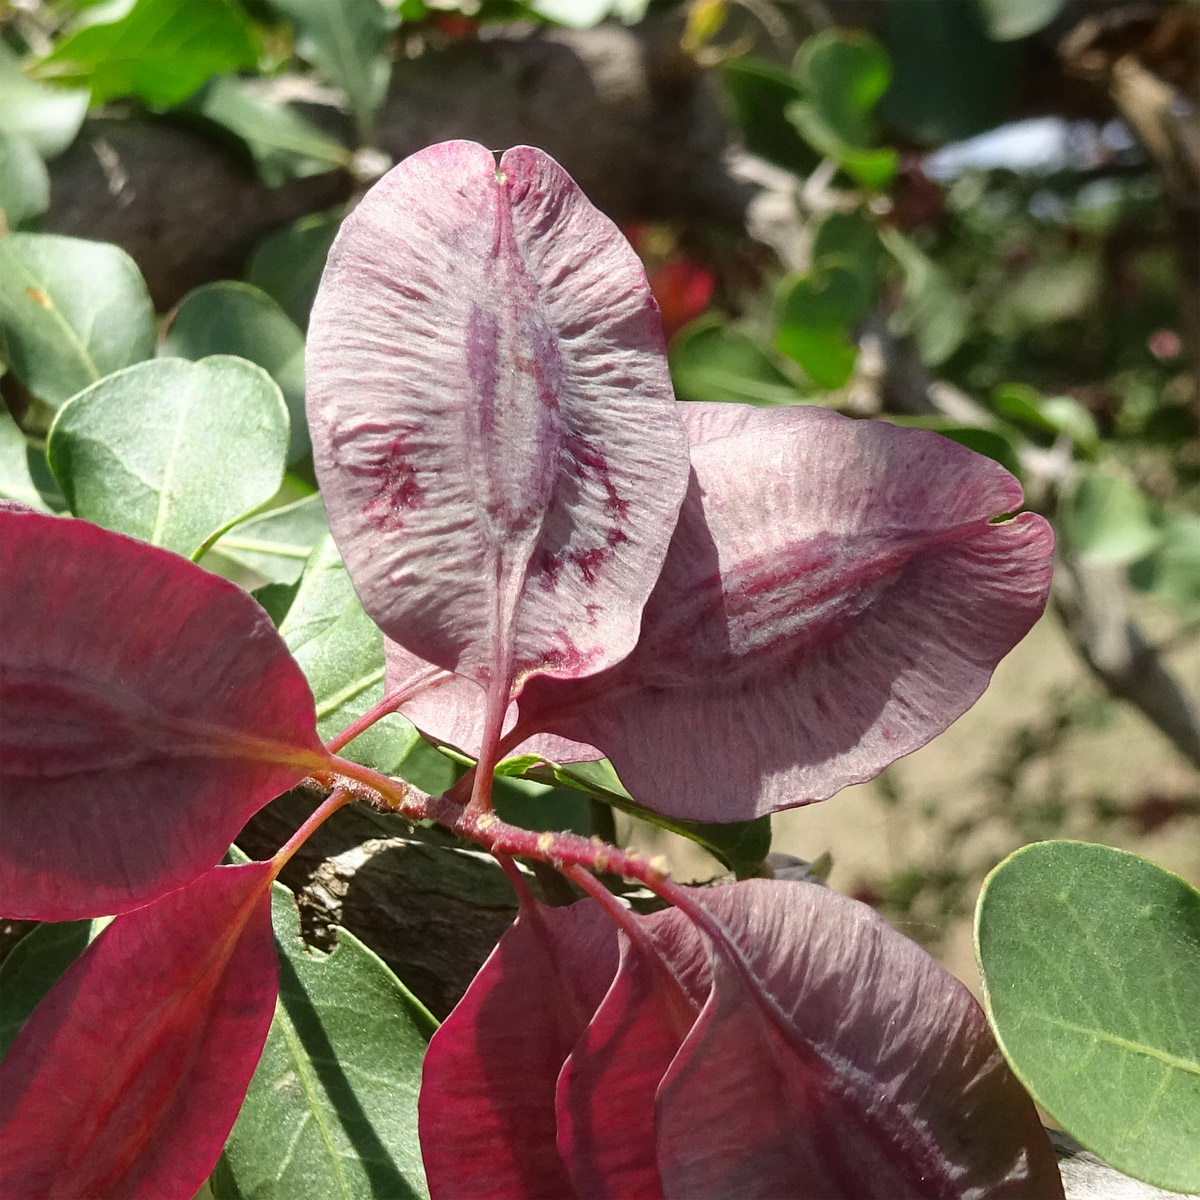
[555,914,705,1200]
[0,508,327,920]
[0,861,279,1200]
[655,880,1064,1199]
[514,404,1055,819]
[418,899,618,1199]
[306,141,689,745]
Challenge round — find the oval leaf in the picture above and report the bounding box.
[0,862,278,1200]
[976,841,1200,1194]
[306,141,689,727]
[0,233,155,408]
[515,404,1055,820]
[214,492,329,585]
[0,507,327,920]
[47,356,290,559]
[213,876,435,1200]
[161,281,310,464]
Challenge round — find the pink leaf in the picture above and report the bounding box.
[515,405,1055,819]
[655,880,1064,1199]
[0,861,279,1200]
[418,900,618,1199]
[0,508,327,920]
[306,141,689,735]
[383,635,600,765]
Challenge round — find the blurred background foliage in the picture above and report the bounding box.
[1,0,1197,980]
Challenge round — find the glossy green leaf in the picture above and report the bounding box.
[522,759,773,879]
[880,227,969,366]
[775,262,874,388]
[0,921,92,1057]
[670,317,801,407]
[280,535,421,772]
[247,209,343,329]
[187,75,351,187]
[47,356,289,559]
[267,0,390,138]
[161,280,310,464]
[212,876,435,1200]
[0,44,89,159]
[0,134,50,228]
[0,233,155,408]
[34,0,258,107]
[214,493,329,585]
[1062,469,1162,566]
[979,0,1065,41]
[976,841,1200,1193]
[0,409,48,510]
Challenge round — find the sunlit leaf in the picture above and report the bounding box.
[512,404,1054,821]
[976,841,1200,1194]
[0,507,327,920]
[880,227,969,366]
[419,901,618,1199]
[161,280,310,464]
[213,876,435,1200]
[669,316,801,407]
[214,492,328,585]
[1062,468,1162,566]
[47,356,289,559]
[267,0,391,138]
[0,44,88,159]
[0,862,279,1200]
[1128,513,1200,615]
[0,409,47,511]
[0,233,155,408]
[307,141,689,748]
[775,263,874,387]
[0,134,50,228]
[187,75,352,188]
[34,0,258,107]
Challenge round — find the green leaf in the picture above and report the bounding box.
[0,408,49,510]
[214,493,329,585]
[0,920,93,1057]
[720,58,817,176]
[0,43,89,159]
[212,877,434,1200]
[522,759,773,879]
[247,209,343,329]
[670,316,801,407]
[879,0,1018,144]
[280,535,421,772]
[1062,468,1163,566]
[1128,513,1200,615]
[0,233,155,408]
[992,384,1099,453]
[775,261,874,388]
[0,134,51,228]
[46,356,289,559]
[492,773,594,837]
[266,0,390,139]
[975,841,1200,1194]
[186,75,351,187]
[880,226,969,366]
[34,0,258,107]
[788,30,897,189]
[978,0,1065,41]
[161,280,310,464]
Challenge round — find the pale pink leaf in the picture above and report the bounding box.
[515,405,1055,819]
[0,508,327,920]
[306,141,689,719]
[655,880,1064,1199]
[0,862,279,1200]
[418,899,618,1199]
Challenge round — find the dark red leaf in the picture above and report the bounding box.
[0,861,279,1200]
[0,508,327,920]
[418,900,618,1199]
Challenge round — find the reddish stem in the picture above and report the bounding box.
[269,786,355,875]
[324,666,451,754]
